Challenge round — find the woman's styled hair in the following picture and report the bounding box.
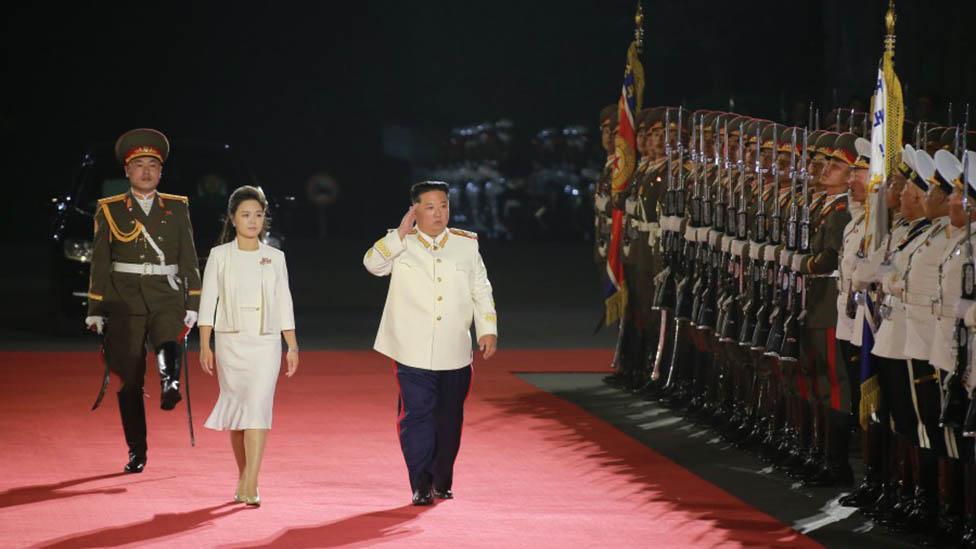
[218,185,270,245]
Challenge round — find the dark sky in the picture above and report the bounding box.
[5,0,974,241]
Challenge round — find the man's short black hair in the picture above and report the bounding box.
[410,181,450,203]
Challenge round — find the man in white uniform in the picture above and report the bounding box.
[364,181,498,506]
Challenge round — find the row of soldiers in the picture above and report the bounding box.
[594,103,976,546]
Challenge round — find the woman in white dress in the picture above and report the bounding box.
[198,185,299,507]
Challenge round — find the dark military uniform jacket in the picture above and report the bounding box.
[87,190,202,317]
[594,161,614,264]
[799,192,851,329]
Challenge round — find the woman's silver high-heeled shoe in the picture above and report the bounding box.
[243,490,260,507]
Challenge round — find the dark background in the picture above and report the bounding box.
[4,0,975,242]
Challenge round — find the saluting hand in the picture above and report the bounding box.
[478,334,497,360]
[200,346,215,375]
[397,205,417,240]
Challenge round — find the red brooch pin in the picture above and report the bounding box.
[260,257,272,265]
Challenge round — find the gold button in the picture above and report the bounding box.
[433,246,438,251]
[437,277,442,282]
[436,258,442,263]
[436,316,442,321]
[437,296,443,301]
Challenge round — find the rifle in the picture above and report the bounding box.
[945,108,973,430]
[691,113,709,326]
[719,119,746,342]
[780,127,810,362]
[753,124,780,350]
[652,108,677,311]
[766,127,797,356]
[675,108,696,321]
[697,114,723,332]
[740,120,766,345]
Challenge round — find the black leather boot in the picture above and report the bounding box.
[156,341,183,410]
[118,390,147,473]
[839,422,884,508]
[803,410,854,487]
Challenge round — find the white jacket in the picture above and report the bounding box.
[198,241,296,334]
[365,228,497,371]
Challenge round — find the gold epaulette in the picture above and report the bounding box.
[97,193,127,205]
[449,228,478,239]
[158,192,189,204]
[100,200,143,243]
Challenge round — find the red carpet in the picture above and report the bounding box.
[0,350,821,548]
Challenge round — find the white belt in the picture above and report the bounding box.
[637,221,660,232]
[748,242,763,261]
[805,271,839,279]
[112,262,178,276]
[112,261,180,291]
[903,293,936,307]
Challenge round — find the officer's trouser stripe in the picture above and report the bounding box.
[907,359,932,449]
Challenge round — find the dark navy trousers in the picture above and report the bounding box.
[395,363,472,492]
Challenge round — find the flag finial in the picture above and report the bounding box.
[634,3,645,53]
[885,0,896,52]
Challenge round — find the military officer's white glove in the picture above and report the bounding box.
[85,316,105,335]
[183,311,198,329]
[791,253,807,272]
[594,194,610,213]
[954,299,976,321]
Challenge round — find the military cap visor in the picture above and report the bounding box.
[902,145,928,191]
[915,150,951,194]
[599,104,618,125]
[935,149,976,199]
[115,128,170,165]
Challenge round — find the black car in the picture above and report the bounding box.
[50,139,293,332]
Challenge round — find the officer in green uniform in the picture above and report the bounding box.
[637,107,670,391]
[85,128,202,473]
[795,132,854,486]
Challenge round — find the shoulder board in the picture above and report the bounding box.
[158,192,189,204]
[97,193,127,205]
[449,228,478,239]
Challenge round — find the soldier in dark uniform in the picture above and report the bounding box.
[595,104,618,272]
[637,107,670,391]
[795,132,854,486]
[85,128,202,473]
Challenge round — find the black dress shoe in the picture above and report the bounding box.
[433,488,454,499]
[412,489,433,506]
[124,452,146,474]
